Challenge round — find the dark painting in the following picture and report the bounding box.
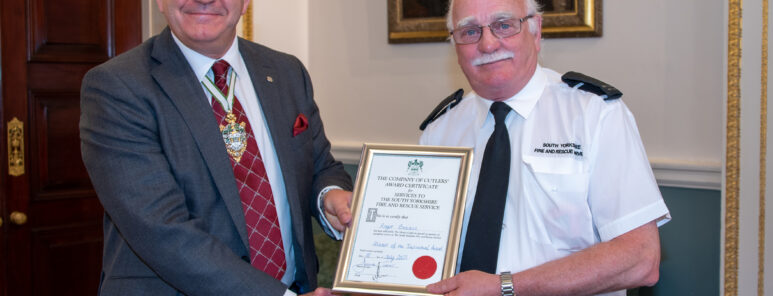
[536,0,575,13]
[402,0,450,18]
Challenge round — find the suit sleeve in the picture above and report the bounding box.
[291,58,353,220]
[80,66,286,296]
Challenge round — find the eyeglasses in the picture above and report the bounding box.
[450,15,535,45]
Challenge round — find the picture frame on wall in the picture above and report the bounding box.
[387,0,602,44]
[387,0,451,43]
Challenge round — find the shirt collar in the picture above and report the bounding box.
[506,64,545,119]
[471,65,547,129]
[171,33,244,82]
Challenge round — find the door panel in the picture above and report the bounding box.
[1,0,141,295]
[30,222,103,296]
[30,92,92,198]
[28,0,110,62]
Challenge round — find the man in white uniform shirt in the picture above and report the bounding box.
[422,0,671,295]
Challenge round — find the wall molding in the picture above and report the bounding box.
[331,142,722,191]
[649,158,722,191]
[330,141,368,165]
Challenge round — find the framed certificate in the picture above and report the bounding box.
[332,144,473,296]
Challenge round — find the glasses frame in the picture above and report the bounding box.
[449,14,536,45]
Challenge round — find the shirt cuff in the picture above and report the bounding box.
[598,199,671,241]
[317,185,344,240]
[283,288,297,296]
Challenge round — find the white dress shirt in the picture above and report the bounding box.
[420,65,671,296]
[171,34,298,290]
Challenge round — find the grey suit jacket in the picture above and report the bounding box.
[80,28,352,296]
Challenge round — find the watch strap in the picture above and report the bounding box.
[500,271,514,296]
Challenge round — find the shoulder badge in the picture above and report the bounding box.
[561,71,622,100]
[419,89,464,131]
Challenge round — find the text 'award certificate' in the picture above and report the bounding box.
[332,144,472,296]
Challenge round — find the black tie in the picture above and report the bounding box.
[460,101,512,273]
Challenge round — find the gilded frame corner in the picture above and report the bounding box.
[540,0,603,38]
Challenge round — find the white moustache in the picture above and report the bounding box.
[472,51,515,66]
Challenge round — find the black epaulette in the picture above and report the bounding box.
[561,71,622,100]
[419,89,464,131]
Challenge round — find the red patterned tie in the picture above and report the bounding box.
[210,60,286,280]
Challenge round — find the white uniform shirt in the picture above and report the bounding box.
[172,34,297,288]
[420,66,671,296]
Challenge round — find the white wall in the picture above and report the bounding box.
[249,1,309,65]
[308,0,724,189]
[142,0,167,40]
[309,1,468,149]
[141,0,309,64]
[541,1,723,166]
[141,0,724,189]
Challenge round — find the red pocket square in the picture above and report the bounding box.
[293,113,309,137]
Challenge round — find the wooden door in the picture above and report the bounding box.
[0,0,141,295]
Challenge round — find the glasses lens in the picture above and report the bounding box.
[492,19,520,38]
[454,26,482,44]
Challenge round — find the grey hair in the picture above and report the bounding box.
[446,0,542,35]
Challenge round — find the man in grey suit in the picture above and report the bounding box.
[80,0,354,295]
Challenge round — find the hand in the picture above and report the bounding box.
[300,287,334,296]
[426,270,500,296]
[323,189,353,231]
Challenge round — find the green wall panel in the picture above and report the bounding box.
[641,186,721,295]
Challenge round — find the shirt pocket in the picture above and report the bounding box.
[522,155,593,251]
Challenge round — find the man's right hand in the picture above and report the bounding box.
[323,189,353,232]
[426,270,500,296]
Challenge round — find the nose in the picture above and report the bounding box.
[477,27,500,53]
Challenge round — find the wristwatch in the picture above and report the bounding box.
[500,271,515,296]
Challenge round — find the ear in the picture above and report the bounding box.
[532,14,543,51]
[155,0,165,13]
[242,0,251,15]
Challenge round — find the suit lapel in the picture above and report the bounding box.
[150,29,250,248]
[239,40,306,247]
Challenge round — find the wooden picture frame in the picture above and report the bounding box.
[387,0,602,43]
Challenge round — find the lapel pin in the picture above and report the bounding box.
[266,76,274,83]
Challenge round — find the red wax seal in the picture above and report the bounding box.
[412,256,437,279]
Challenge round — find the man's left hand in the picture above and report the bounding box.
[426,270,500,296]
[300,287,335,296]
[323,189,353,231]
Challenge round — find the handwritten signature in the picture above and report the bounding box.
[351,250,406,281]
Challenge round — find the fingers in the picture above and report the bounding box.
[426,276,457,294]
[324,212,345,232]
[301,287,332,296]
[324,190,353,231]
[332,199,351,226]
